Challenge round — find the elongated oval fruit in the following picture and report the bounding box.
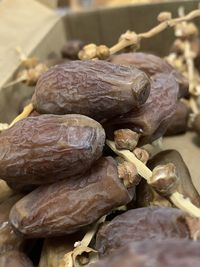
[95,207,190,257]
[0,114,105,184]
[105,73,179,145]
[165,101,191,136]
[9,157,132,238]
[110,52,188,98]
[92,239,200,267]
[32,60,151,121]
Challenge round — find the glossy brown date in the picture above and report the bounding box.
[95,207,189,257]
[105,73,179,145]
[32,60,150,121]
[110,52,189,98]
[0,114,105,184]
[9,157,132,238]
[92,239,200,267]
[165,101,191,136]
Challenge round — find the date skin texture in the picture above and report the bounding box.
[92,239,200,267]
[110,52,188,98]
[95,207,190,256]
[9,157,132,238]
[165,101,191,136]
[32,60,151,121]
[0,114,105,184]
[105,73,179,145]
[0,250,34,267]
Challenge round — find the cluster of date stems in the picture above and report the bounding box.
[1,6,200,267]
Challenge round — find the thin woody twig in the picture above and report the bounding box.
[106,140,200,218]
[79,9,200,60]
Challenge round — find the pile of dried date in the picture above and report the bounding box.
[1,8,200,267]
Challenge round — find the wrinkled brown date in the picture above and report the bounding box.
[165,101,191,136]
[105,73,179,145]
[148,150,200,207]
[0,250,33,267]
[95,207,190,257]
[0,114,105,184]
[0,194,24,254]
[92,239,200,267]
[9,157,132,238]
[110,52,189,98]
[32,60,151,121]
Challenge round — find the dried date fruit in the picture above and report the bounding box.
[148,150,200,207]
[0,250,33,267]
[105,73,179,145]
[92,239,200,267]
[61,40,85,59]
[110,52,189,98]
[165,101,191,136]
[32,60,150,121]
[0,114,105,185]
[95,207,190,257]
[9,157,132,238]
[0,194,24,254]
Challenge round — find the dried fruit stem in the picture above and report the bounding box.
[9,103,34,128]
[80,9,200,60]
[106,140,200,218]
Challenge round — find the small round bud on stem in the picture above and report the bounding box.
[157,12,172,22]
[149,163,179,197]
[118,161,140,188]
[133,148,149,164]
[78,43,97,60]
[96,45,110,59]
[114,129,140,151]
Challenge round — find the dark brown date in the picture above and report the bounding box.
[105,73,179,145]
[9,157,132,238]
[165,101,191,136]
[95,207,189,257]
[0,114,105,184]
[110,52,189,98]
[92,239,200,267]
[32,60,150,121]
[0,250,33,267]
[148,150,200,207]
[61,40,85,59]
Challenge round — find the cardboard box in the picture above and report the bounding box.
[0,0,200,193]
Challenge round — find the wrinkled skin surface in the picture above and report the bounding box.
[92,239,200,267]
[148,150,200,207]
[96,207,189,256]
[32,60,150,121]
[9,157,132,238]
[165,101,191,136]
[0,250,33,267]
[110,52,188,98]
[105,73,179,145]
[0,114,105,184]
[0,195,24,254]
